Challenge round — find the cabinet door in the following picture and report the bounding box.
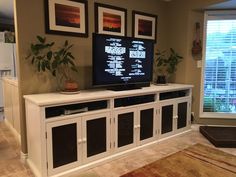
[46,118,81,175]
[138,104,156,145]
[114,108,137,152]
[176,99,191,131]
[160,102,174,137]
[82,112,111,163]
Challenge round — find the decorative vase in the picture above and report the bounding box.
[156,75,167,84]
[56,75,79,93]
[64,81,79,92]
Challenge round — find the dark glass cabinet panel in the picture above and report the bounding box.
[52,123,77,168]
[140,108,154,141]
[177,102,188,129]
[86,117,106,157]
[161,105,173,134]
[118,112,134,147]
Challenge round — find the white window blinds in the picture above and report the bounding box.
[202,12,236,116]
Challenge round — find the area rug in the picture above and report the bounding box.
[120,144,236,177]
[200,126,236,148]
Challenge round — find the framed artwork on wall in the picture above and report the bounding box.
[132,11,157,42]
[45,0,88,37]
[95,3,127,36]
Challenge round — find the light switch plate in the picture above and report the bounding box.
[197,60,202,68]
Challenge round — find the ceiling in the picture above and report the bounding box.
[207,0,236,9]
[0,0,236,21]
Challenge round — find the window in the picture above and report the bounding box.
[200,11,236,118]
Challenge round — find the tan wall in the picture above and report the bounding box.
[15,0,236,154]
[167,0,236,126]
[14,0,168,153]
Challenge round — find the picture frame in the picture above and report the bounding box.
[132,11,157,42]
[95,3,127,36]
[45,0,88,37]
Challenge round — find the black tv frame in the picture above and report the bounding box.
[92,33,154,91]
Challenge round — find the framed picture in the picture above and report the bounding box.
[45,0,88,37]
[95,3,127,36]
[132,11,157,42]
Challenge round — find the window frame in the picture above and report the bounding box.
[200,10,236,119]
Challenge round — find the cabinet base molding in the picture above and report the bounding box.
[30,129,191,177]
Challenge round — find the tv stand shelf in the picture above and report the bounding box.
[24,83,193,177]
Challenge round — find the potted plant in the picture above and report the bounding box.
[26,36,79,92]
[155,48,183,84]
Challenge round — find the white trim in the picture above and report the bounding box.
[199,11,208,118]
[20,151,28,163]
[4,119,21,143]
[197,124,236,127]
[205,10,236,18]
[200,112,236,119]
[27,159,42,177]
[199,10,236,119]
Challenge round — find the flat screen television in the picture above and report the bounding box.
[92,33,154,90]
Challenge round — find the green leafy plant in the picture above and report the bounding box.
[155,48,183,77]
[26,36,78,81]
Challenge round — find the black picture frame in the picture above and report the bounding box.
[94,3,127,36]
[132,11,157,42]
[45,0,88,37]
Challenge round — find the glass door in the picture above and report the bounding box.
[160,101,174,137]
[82,112,111,163]
[114,108,137,152]
[176,98,191,132]
[138,104,156,145]
[46,118,81,176]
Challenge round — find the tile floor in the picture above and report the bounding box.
[0,120,236,177]
[0,120,34,177]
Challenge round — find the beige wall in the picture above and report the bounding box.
[166,0,236,126]
[14,0,168,153]
[14,0,236,154]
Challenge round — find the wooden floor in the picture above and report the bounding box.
[0,120,236,177]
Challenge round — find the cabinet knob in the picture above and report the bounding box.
[82,138,87,143]
[77,139,82,144]
[134,125,141,129]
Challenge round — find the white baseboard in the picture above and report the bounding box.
[27,159,41,177]
[20,151,28,163]
[4,119,21,143]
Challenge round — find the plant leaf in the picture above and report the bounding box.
[65,40,68,46]
[71,66,78,72]
[47,51,53,60]
[37,36,45,44]
[31,57,35,64]
[67,52,75,59]
[42,61,46,71]
[37,61,41,72]
[52,70,56,76]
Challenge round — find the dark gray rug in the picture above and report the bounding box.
[200,126,236,148]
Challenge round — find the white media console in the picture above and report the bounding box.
[24,84,193,177]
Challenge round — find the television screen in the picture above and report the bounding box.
[92,33,154,87]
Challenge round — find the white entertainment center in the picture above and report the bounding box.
[24,84,193,177]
